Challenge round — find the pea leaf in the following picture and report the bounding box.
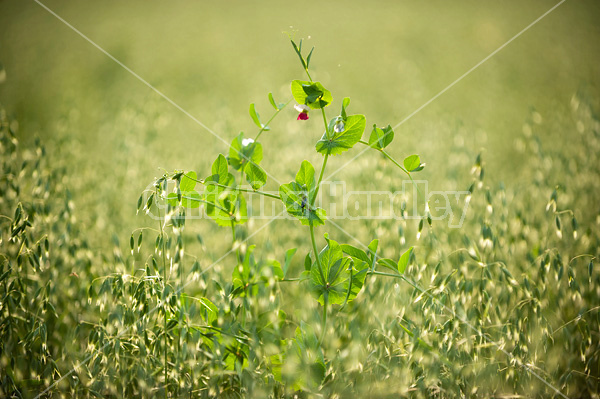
[295,160,316,195]
[267,259,284,280]
[341,97,350,119]
[196,297,218,325]
[398,247,413,274]
[249,103,269,130]
[268,92,284,110]
[228,132,263,171]
[367,239,378,256]
[291,80,332,109]
[203,191,247,227]
[368,124,394,149]
[205,154,235,191]
[340,244,369,263]
[212,154,230,177]
[166,192,178,207]
[245,162,267,190]
[367,239,379,266]
[309,235,368,306]
[203,154,246,226]
[279,160,326,226]
[304,252,312,271]
[404,155,423,172]
[176,172,201,208]
[279,183,326,226]
[290,39,307,69]
[283,248,297,278]
[377,258,398,273]
[182,191,201,209]
[306,47,315,68]
[180,171,197,192]
[315,115,366,156]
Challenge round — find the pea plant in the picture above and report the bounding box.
[1,39,599,398]
[130,39,425,395]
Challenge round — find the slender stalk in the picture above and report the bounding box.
[231,220,240,263]
[321,108,330,139]
[240,163,246,182]
[311,100,331,205]
[369,270,421,292]
[304,58,331,348]
[311,153,328,205]
[176,231,184,389]
[340,263,353,310]
[157,203,168,398]
[255,100,292,142]
[310,224,325,283]
[358,140,409,175]
[181,196,233,215]
[305,69,313,82]
[357,140,424,199]
[320,292,328,343]
[182,175,280,200]
[369,270,401,279]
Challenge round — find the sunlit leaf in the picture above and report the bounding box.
[279,160,326,226]
[397,247,413,274]
[245,162,267,190]
[228,133,263,171]
[291,80,332,109]
[316,115,366,156]
[368,124,394,149]
[310,235,368,306]
[180,171,197,192]
[283,248,297,278]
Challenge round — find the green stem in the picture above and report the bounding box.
[358,140,409,175]
[311,102,331,205]
[311,153,329,205]
[255,100,292,142]
[158,203,168,397]
[180,196,232,215]
[310,224,325,283]
[304,62,330,347]
[305,69,313,82]
[357,140,424,201]
[182,175,280,200]
[321,108,330,139]
[340,262,353,310]
[369,270,422,292]
[231,220,240,263]
[177,235,183,385]
[370,270,401,278]
[320,292,328,343]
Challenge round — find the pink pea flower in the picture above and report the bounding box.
[294,104,310,120]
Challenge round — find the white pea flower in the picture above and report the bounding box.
[334,119,345,133]
[241,138,255,147]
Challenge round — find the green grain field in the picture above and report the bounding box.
[1,1,599,397]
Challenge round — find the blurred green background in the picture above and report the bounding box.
[2,1,600,396]
[0,0,599,254]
